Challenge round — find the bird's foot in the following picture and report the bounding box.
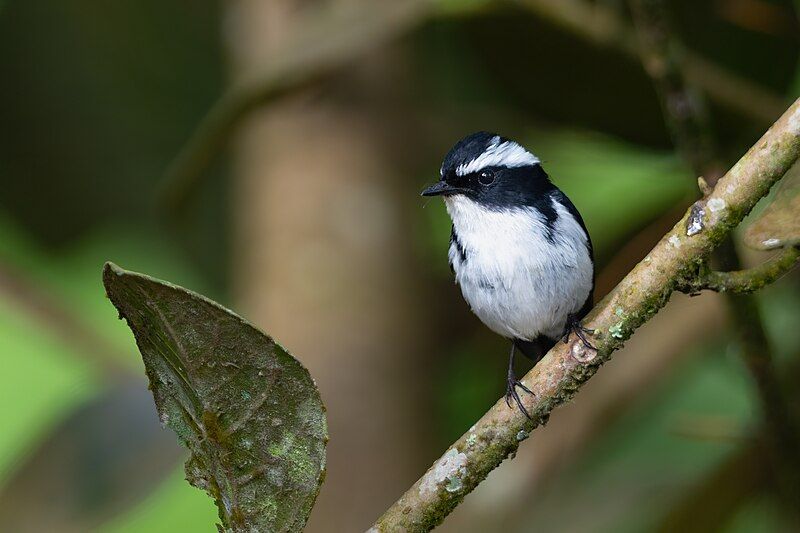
[561,313,596,350]
[505,373,534,420]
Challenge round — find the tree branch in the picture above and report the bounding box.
[369,98,800,533]
[678,246,800,294]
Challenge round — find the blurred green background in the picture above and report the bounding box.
[0,0,799,531]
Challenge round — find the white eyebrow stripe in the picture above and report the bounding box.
[456,137,540,176]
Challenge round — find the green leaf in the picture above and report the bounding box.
[744,163,800,250]
[102,262,327,532]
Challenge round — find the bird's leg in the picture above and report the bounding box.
[505,343,534,419]
[562,313,596,350]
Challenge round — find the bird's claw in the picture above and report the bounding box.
[505,377,534,419]
[562,314,596,350]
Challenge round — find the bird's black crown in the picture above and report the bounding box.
[428,131,553,209]
[440,131,508,178]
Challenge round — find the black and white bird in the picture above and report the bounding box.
[422,132,595,418]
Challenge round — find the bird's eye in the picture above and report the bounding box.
[478,170,495,185]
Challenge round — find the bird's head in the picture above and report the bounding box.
[421,132,551,208]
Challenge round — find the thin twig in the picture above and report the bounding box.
[370,99,800,533]
[678,246,800,294]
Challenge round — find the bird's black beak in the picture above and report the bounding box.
[421,181,458,197]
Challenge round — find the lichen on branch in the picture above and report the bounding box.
[370,99,800,533]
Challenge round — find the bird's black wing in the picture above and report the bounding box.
[551,189,593,260]
[551,189,595,317]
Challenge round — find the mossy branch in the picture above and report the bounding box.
[678,246,800,295]
[370,99,800,533]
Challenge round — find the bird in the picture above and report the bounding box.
[422,132,595,418]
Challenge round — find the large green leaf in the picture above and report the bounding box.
[102,263,327,532]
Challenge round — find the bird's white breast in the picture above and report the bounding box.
[446,194,592,341]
